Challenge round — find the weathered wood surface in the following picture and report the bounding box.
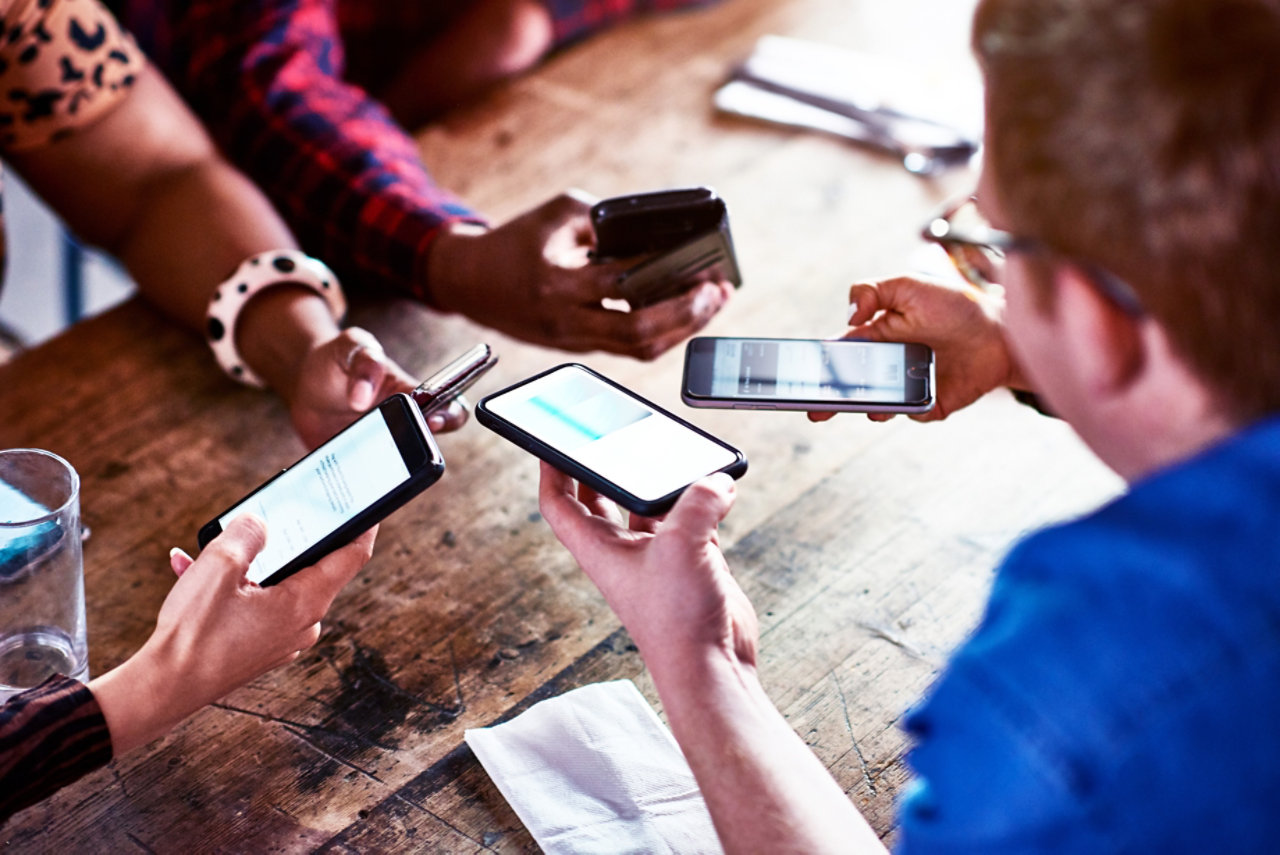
[1,0,1121,851]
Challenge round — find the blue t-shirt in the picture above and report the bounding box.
[898,417,1280,854]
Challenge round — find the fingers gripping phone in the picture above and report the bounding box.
[682,337,935,414]
[591,186,743,307]
[476,364,747,516]
[197,393,445,586]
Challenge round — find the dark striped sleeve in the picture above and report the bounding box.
[0,675,113,823]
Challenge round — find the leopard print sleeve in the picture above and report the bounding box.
[0,0,145,151]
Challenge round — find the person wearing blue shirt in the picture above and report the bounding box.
[534,0,1280,851]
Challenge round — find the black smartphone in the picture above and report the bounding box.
[197,393,445,586]
[591,187,727,258]
[476,363,747,516]
[411,343,498,416]
[682,337,935,414]
[615,226,741,307]
[591,186,742,307]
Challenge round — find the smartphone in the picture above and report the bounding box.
[0,481,64,581]
[615,226,741,307]
[591,187,727,258]
[411,343,498,416]
[681,337,935,414]
[591,187,742,308]
[197,393,445,586]
[476,363,747,516]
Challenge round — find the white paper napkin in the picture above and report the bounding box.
[465,679,724,855]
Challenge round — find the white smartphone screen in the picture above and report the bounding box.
[0,481,58,578]
[708,339,907,402]
[484,366,738,502]
[220,408,410,584]
[0,480,49,522]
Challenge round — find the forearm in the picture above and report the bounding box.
[86,151,345,397]
[8,66,294,328]
[649,650,887,855]
[111,158,298,329]
[7,66,340,395]
[88,647,187,757]
[105,159,347,394]
[539,471,877,850]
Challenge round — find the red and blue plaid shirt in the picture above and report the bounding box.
[110,0,720,303]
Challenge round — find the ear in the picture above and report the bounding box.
[1050,264,1146,397]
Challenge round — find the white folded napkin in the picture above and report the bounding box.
[465,679,724,855]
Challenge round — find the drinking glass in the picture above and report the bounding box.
[0,448,88,703]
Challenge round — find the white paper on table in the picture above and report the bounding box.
[715,35,983,172]
[734,34,982,138]
[465,679,724,855]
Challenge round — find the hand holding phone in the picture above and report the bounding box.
[477,364,747,516]
[682,337,935,414]
[197,393,445,586]
[591,187,742,307]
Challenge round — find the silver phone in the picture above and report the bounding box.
[682,337,935,414]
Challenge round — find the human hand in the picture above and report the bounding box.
[287,327,467,449]
[538,461,757,675]
[810,275,1023,424]
[92,515,375,754]
[426,192,733,360]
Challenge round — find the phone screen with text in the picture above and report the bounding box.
[220,409,410,584]
[708,340,908,402]
[485,367,737,502]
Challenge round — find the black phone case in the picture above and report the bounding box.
[591,187,725,258]
[616,223,742,307]
[590,186,742,307]
[475,364,747,516]
[197,395,445,586]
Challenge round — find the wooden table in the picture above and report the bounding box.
[1,0,1121,850]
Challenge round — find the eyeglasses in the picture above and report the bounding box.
[920,196,1145,317]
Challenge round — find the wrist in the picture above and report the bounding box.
[978,290,1035,393]
[88,638,189,756]
[646,645,774,759]
[423,220,488,313]
[207,250,345,389]
[646,642,763,712]
[235,286,341,399]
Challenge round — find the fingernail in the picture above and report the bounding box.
[344,344,367,370]
[169,547,189,561]
[695,285,721,318]
[708,473,736,499]
[846,301,859,324]
[351,378,376,409]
